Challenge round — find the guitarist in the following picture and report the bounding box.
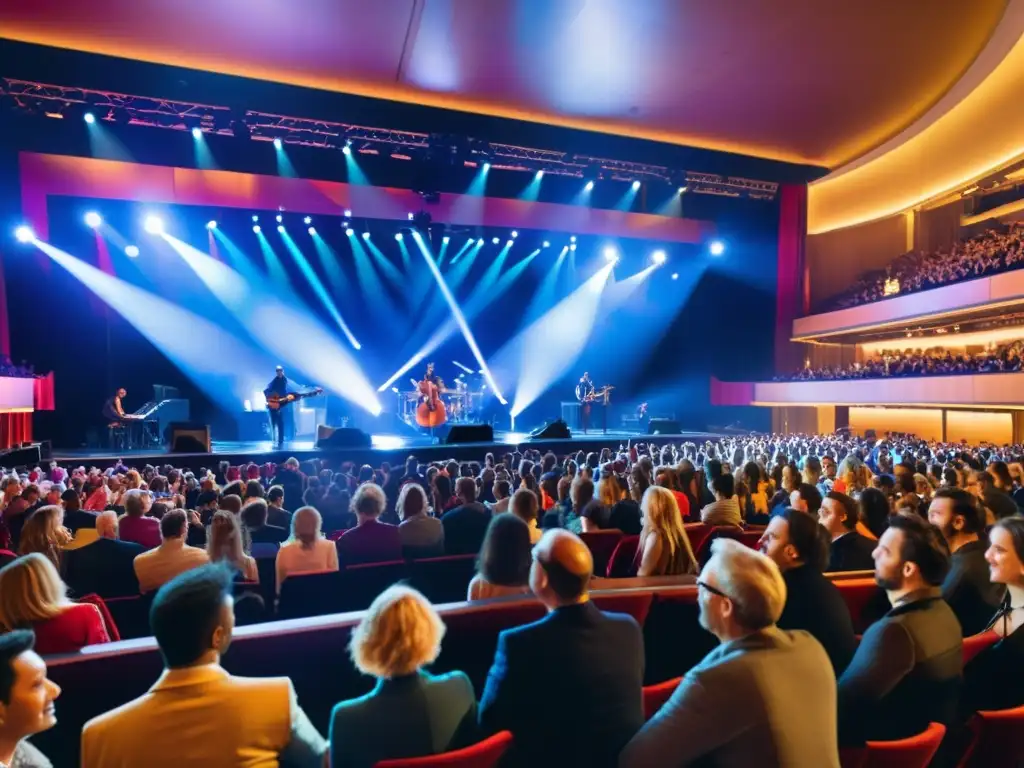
[264,366,296,448]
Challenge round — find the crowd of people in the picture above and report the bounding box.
[826,224,1024,310]
[0,431,1022,765]
[778,337,1024,381]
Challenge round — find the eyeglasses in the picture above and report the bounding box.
[696,579,730,600]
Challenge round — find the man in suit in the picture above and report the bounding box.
[621,538,840,768]
[838,513,962,746]
[479,530,644,767]
[241,499,289,544]
[441,477,491,555]
[266,485,293,530]
[62,510,143,598]
[758,508,857,675]
[820,492,877,572]
[928,487,1005,636]
[81,564,327,767]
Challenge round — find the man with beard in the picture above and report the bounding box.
[837,514,962,746]
[620,538,839,767]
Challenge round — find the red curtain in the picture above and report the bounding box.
[0,413,31,448]
[775,184,809,373]
[34,372,55,411]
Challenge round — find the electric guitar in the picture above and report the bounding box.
[266,387,324,411]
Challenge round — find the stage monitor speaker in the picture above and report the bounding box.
[648,418,681,435]
[529,419,571,440]
[316,425,372,449]
[446,424,493,444]
[168,423,211,453]
[0,443,41,468]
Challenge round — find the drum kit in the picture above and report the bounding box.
[402,375,484,425]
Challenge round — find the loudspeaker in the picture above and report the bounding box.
[530,419,571,440]
[316,426,372,449]
[647,418,681,435]
[0,443,41,468]
[445,424,493,444]
[168,423,211,453]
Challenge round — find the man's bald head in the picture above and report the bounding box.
[531,529,593,605]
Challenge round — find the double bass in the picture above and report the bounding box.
[415,375,447,428]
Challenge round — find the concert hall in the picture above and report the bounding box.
[1,3,1024,767]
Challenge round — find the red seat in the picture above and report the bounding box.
[842,722,946,768]
[694,526,746,569]
[606,535,640,578]
[834,578,884,634]
[75,594,120,642]
[959,704,1024,767]
[580,530,623,576]
[591,591,654,627]
[683,523,712,554]
[374,731,513,767]
[0,548,17,567]
[961,631,999,666]
[642,676,681,720]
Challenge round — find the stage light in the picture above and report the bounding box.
[342,145,351,156]
[273,138,282,149]
[709,240,725,256]
[84,211,102,228]
[143,215,164,234]
[191,127,202,139]
[343,209,352,218]
[535,170,544,180]
[395,233,403,241]
[407,212,414,221]
[309,227,318,236]
[83,112,95,124]
[570,235,577,243]
[603,246,618,263]
[652,249,667,265]
[511,230,518,238]
[206,220,217,230]
[570,243,577,252]
[391,386,399,394]
[303,216,312,225]
[277,225,285,233]
[476,238,484,245]
[632,180,641,190]
[585,180,594,191]
[252,215,259,222]
[678,186,688,194]
[345,228,354,237]
[483,162,491,171]
[491,237,500,245]
[671,272,679,280]
[442,235,450,244]
[14,226,34,243]
[362,232,371,240]
[543,241,550,248]
[275,214,283,223]
[253,225,261,233]
[125,245,139,258]
[506,240,513,247]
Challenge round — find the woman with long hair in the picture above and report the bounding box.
[432,474,454,514]
[857,487,890,539]
[18,505,71,570]
[274,506,338,594]
[636,486,697,577]
[207,511,258,582]
[468,513,532,600]
[742,461,770,524]
[770,463,800,513]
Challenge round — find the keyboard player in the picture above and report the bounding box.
[103,388,142,448]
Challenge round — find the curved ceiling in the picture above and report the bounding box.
[0,0,1009,168]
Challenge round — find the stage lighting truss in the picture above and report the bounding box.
[0,78,778,201]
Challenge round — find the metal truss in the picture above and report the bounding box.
[1,77,777,201]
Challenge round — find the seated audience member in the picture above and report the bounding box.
[819,492,877,572]
[838,514,962,745]
[928,488,1005,636]
[336,483,401,566]
[266,485,292,529]
[4,484,39,551]
[621,538,839,768]
[60,488,97,535]
[62,510,142,598]
[17,506,71,570]
[319,484,356,533]
[700,473,742,527]
[240,500,288,544]
[218,494,243,516]
[976,470,1018,521]
[275,506,339,595]
[509,488,542,544]
[0,630,61,768]
[961,516,1024,713]
[330,586,477,766]
[758,509,857,675]
[133,509,209,594]
[488,479,511,514]
[479,530,644,768]
[81,564,327,767]
[789,482,823,518]
[468,514,532,601]
[207,511,258,582]
[654,467,691,523]
[117,489,161,549]
[441,477,491,556]
[397,483,444,559]
[0,553,110,655]
[637,486,698,577]
[195,489,220,526]
[858,487,890,539]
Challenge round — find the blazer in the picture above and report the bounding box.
[133,540,210,594]
[248,524,289,545]
[62,537,143,598]
[961,619,1024,714]
[81,663,326,767]
[827,532,876,572]
[620,627,839,768]
[941,539,1006,636]
[479,601,644,768]
[441,503,491,555]
[837,589,963,745]
[777,564,858,676]
[329,671,477,768]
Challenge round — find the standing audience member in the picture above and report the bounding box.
[468,514,532,601]
[329,586,476,767]
[441,478,491,556]
[275,506,339,595]
[488,480,511,514]
[62,510,142,598]
[336,484,401,566]
[0,630,61,768]
[207,511,258,582]
[81,564,327,767]
[928,488,1005,636]
[117,490,161,549]
[397,483,444,559]
[700,474,741,527]
[0,554,110,655]
[509,488,542,544]
[820,492,876,572]
[837,514,962,745]
[621,538,840,768]
[637,486,697,577]
[132,510,209,594]
[479,530,644,768]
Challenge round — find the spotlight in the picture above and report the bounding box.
[491,237,500,245]
[570,243,577,252]
[345,228,354,237]
[342,145,351,156]
[362,232,371,240]
[253,225,261,233]
[83,112,95,124]
[273,138,282,149]
[206,220,217,230]
[395,233,403,241]
[570,235,577,243]
[143,215,164,234]
[310,227,318,236]
[483,162,491,171]
[709,240,725,256]
[476,238,484,245]
[442,236,450,244]
[251,215,259,222]
[506,240,513,247]
[631,180,641,190]
[584,180,594,191]
[671,272,679,280]
[125,245,139,258]
[343,209,352,218]
[303,216,312,225]
[277,225,285,233]
[275,214,283,223]
[603,246,618,262]
[543,241,550,248]
[511,230,518,238]
[84,211,102,228]
[407,212,415,221]
[678,186,688,194]
[535,170,544,180]
[191,127,202,139]
[391,386,400,394]
[14,226,34,243]
[652,249,667,265]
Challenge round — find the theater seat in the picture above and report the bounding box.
[277,570,346,619]
[0,548,16,567]
[102,593,153,640]
[833,578,885,634]
[961,631,999,665]
[642,676,681,720]
[409,555,477,605]
[683,523,712,554]
[374,730,513,767]
[695,527,748,569]
[606,535,640,578]
[842,722,946,768]
[76,594,120,642]
[580,530,624,576]
[959,704,1024,767]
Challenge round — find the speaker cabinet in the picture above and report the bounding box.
[0,444,41,468]
[530,419,571,439]
[647,418,681,435]
[168,423,211,453]
[316,426,372,449]
[445,424,494,444]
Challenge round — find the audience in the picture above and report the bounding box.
[240,500,288,544]
[636,486,697,577]
[467,514,532,601]
[396,483,444,559]
[0,553,110,655]
[700,473,741,527]
[819,492,876,572]
[275,506,339,595]
[441,477,491,556]
[508,488,542,544]
[62,510,142,598]
[207,511,258,582]
[621,538,840,767]
[17,506,70,570]
[479,530,643,768]
[132,509,209,594]
[266,485,292,529]
[81,564,327,766]
[0,630,60,768]
[59,488,96,535]
[336,483,401,566]
[117,490,160,549]
[789,482,823,517]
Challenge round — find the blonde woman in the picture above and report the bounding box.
[274,506,339,594]
[18,505,72,569]
[207,511,258,582]
[330,585,476,765]
[0,553,110,655]
[636,486,698,577]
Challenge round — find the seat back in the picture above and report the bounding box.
[642,677,681,720]
[683,523,712,554]
[591,591,654,627]
[0,548,16,567]
[338,560,410,612]
[102,593,153,640]
[962,631,999,666]
[863,722,945,768]
[75,594,120,642]
[579,530,623,576]
[962,705,1024,768]
[409,555,477,605]
[374,730,513,768]
[695,527,745,569]
[277,570,347,619]
[834,578,887,634]
[606,535,640,578]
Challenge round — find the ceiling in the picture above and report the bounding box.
[0,0,1010,169]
